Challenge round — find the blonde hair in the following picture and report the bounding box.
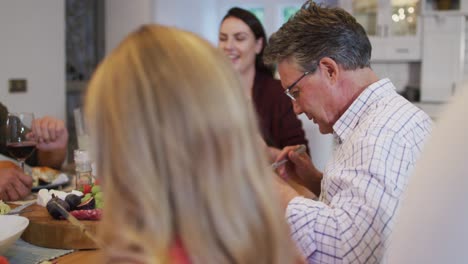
[85,24,296,264]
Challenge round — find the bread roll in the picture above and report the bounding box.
[32,166,60,186]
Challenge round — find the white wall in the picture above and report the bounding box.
[0,0,65,121]
[105,0,306,48]
[298,114,333,171]
[153,0,219,44]
[105,0,217,54]
[105,0,153,54]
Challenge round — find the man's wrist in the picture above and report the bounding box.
[304,169,322,196]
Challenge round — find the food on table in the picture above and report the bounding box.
[80,184,103,209]
[70,209,102,220]
[0,256,10,264]
[81,184,92,195]
[81,192,92,203]
[40,183,103,220]
[77,196,95,210]
[32,166,60,185]
[94,192,103,209]
[0,200,11,215]
[37,189,83,207]
[37,189,54,207]
[31,166,69,188]
[0,160,18,169]
[65,194,81,211]
[46,195,70,220]
[91,185,101,195]
[23,196,99,250]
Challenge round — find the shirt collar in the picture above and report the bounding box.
[333,78,395,143]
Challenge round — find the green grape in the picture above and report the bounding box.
[82,193,92,203]
[94,192,103,200]
[95,201,104,209]
[91,185,101,195]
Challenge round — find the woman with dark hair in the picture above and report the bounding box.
[218,7,308,151]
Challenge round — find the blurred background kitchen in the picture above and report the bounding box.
[0,0,466,168]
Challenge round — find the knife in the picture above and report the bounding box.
[51,200,102,248]
[7,200,36,215]
[271,144,307,169]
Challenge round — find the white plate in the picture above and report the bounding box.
[0,215,29,255]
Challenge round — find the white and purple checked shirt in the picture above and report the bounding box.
[287,79,432,263]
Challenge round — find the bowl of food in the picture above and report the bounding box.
[0,215,29,255]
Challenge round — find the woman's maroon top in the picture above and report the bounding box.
[252,71,308,151]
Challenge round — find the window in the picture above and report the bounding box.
[247,7,265,24]
[282,6,300,23]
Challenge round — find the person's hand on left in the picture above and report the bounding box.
[0,161,32,201]
[31,116,69,152]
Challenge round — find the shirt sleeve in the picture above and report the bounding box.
[286,128,417,264]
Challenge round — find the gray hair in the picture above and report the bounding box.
[264,1,371,72]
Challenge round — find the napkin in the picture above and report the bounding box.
[5,239,74,264]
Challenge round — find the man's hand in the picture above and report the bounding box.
[31,116,68,151]
[0,164,32,201]
[31,116,69,169]
[274,145,323,196]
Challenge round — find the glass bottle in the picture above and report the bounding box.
[74,149,93,190]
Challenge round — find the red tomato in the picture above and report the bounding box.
[0,256,10,264]
[82,184,92,194]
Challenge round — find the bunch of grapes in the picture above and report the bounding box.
[81,184,103,209]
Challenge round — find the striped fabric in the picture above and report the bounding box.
[287,79,432,263]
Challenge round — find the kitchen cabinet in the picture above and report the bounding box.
[423,0,468,14]
[339,0,422,61]
[420,14,467,102]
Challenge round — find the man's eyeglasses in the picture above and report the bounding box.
[284,71,311,101]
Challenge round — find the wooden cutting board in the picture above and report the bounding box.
[19,204,99,249]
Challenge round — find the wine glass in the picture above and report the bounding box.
[5,112,37,171]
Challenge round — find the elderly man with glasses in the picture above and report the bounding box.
[265,2,432,263]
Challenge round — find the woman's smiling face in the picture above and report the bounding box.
[218,17,262,74]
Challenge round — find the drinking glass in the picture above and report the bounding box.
[5,112,36,171]
[73,107,89,151]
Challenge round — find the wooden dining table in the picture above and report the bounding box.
[54,249,102,263]
[8,200,103,263]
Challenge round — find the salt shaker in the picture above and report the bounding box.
[74,149,93,190]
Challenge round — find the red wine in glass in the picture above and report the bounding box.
[5,112,36,171]
[6,141,37,160]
